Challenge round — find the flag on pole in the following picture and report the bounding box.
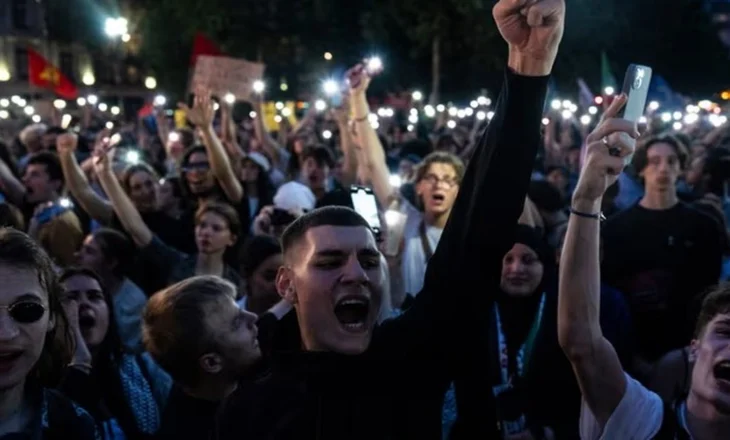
[576,78,594,109]
[190,33,224,66]
[601,52,618,93]
[28,48,78,99]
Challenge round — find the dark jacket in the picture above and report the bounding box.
[214,70,549,440]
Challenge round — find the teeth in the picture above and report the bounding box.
[340,299,367,306]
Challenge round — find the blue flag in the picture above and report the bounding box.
[648,75,684,109]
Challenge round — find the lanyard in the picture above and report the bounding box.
[494,293,546,384]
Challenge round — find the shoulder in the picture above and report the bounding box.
[579,372,663,440]
[43,389,100,439]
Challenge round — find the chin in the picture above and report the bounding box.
[330,333,372,355]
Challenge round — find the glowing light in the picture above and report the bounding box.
[76,97,86,106]
[477,111,487,121]
[542,117,550,126]
[0,110,9,119]
[110,106,120,115]
[550,99,561,110]
[322,130,332,140]
[154,95,166,107]
[487,111,495,120]
[0,99,8,108]
[249,111,257,119]
[105,121,114,129]
[561,110,573,120]
[661,112,672,122]
[408,114,418,124]
[324,52,333,61]
[648,101,660,111]
[594,96,604,105]
[125,150,140,164]
[24,106,34,115]
[323,79,339,96]
[588,106,598,115]
[253,80,265,94]
[281,107,292,117]
[98,103,108,112]
[275,102,284,110]
[424,105,436,118]
[31,115,41,123]
[314,100,326,112]
[436,104,445,112]
[87,95,98,105]
[672,121,683,131]
[389,175,402,188]
[604,86,615,96]
[144,77,157,89]
[673,111,682,121]
[82,72,95,86]
[412,91,423,101]
[470,100,479,108]
[580,115,591,126]
[447,120,457,129]
[53,100,66,110]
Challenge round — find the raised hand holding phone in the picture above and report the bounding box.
[617,64,652,165]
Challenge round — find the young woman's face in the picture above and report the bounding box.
[184,151,216,197]
[0,265,53,391]
[500,243,544,297]
[75,235,105,275]
[127,170,158,213]
[158,180,179,211]
[195,211,235,255]
[61,275,109,350]
[247,253,283,313]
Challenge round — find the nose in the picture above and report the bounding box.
[243,310,258,330]
[0,312,20,342]
[341,255,369,284]
[506,261,525,274]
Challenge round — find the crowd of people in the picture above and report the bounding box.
[1,0,730,438]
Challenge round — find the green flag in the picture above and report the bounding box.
[601,52,618,93]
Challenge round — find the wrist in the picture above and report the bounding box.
[571,198,602,214]
[508,49,554,77]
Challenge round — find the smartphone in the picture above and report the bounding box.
[350,186,381,235]
[619,64,652,164]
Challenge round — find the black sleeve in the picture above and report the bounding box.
[57,367,102,418]
[381,70,549,354]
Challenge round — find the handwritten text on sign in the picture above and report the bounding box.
[190,56,265,101]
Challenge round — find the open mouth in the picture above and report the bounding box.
[714,361,730,382]
[79,313,96,330]
[333,296,371,332]
[0,351,22,362]
[431,193,445,203]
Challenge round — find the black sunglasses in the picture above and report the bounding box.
[1,302,46,324]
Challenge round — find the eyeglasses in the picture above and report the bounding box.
[181,162,211,173]
[0,302,46,324]
[420,174,459,188]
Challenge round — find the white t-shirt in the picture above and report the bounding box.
[580,372,665,440]
[400,201,443,297]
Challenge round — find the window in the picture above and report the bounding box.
[60,52,75,82]
[12,0,29,31]
[14,47,28,81]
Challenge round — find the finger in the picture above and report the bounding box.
[586,118,638,144]
[599,94,627,123]
[493,0,534,18]
[525,0,563,24]
[586,148,626,176]
[177,102,190,111]
[526,5,544,26]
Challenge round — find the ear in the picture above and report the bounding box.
[688,341,699,363]
[275,266,297,304]
[227,233,238,248]
[198,353,223,375]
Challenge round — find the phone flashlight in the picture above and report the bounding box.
[87,95,98,105]
[59,197,72,208]
[125,150,140,164]
[323,79,339,96]
[109,133,122,146]
[224,93,235,105]
[168,132,180,143]
[154,95,166,107]
[389,174,402,188]
[365,57,383,74]
[253,80,265,94]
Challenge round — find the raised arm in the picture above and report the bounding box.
[557,95,638,426]
[183,92,244,204]
[95,146,153,248]
[56,133,113,224]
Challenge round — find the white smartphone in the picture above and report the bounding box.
[350,186,382,236]
[619,64,652,165]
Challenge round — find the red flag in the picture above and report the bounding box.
[190,33,223,66]
[28,48,78,100]
[137,103,154,119]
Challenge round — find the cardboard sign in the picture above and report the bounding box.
[189,56,265,101]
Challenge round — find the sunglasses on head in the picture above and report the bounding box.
[0,302,46,324]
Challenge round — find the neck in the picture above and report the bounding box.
[182,378,237,402]
[0,381,25,420]
[423,210,450,229]
[244,182,258,197]
[101,273,123,296]
[196,252,225,276]
[639,188,678,210]
[686,393,730,440]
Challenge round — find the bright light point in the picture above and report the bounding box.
[11,96,20,103]
[456,110,465,119]
[98,103,108,112]
[698,100,712,110]
[323,79,339,96]
[315,100,327,111]
[0,110,8,119]
[61,114,72,129]
[465,108,474,117]
[253,80,265,94]
[154,95,166,107]
[588,106,598,115]
[436,104,445,112]
[561,110,573,120]
[580,115,591,126]
[407,124,414,132]
[105,17,128,38]
[280,83,288,91]
[550,99,561,110]
[31,115,40,123]
[281,107,292,117]
[0,99,8,107]
[409,108,418,116]
[448,107,457,117]
[569,104,578,113]
[477,96,489,106]
[0,68,9,82]
[672,121,683,131]
[477,111,487,121]
[144,77,157,89]
[604,86,615,96]
[125,150,140,164]
[639,116,648,124]
[470,100,479,108]
[447,120,456,129]
[542,117,550,126]
[16,99,26,107]
[412,91,423,101]
[53,100,66,110]
[76,97,86,106]
[105,121,114,129]
[368,113,379,123]
[648,101,660,111]
[168,132,180,143]
[82,72,95,86]
[274,115,282,123]
[213,102,219,111]
[87,95,98,105]
[324,52,333,61]
[424,106,436,118]
[366,57,383,72]
[686,105,700,114]
[487,111,495,120]
[377,108,387,117]
[322,130,333,140]
[275,102,284,110]
[24,106,34,115]
[562,100,572,109]
[59,198,72,208]
[249,111,257,119]
[224,93,235,104]
[661,112,672,122]
[408,114,418,124]
[594,96,604,105]
[673,111,682,121]
[370,120,380,130]
[110,133,122,145]
[684,113,699,124]
[110,106,120,115]
[389,175,402,188]
[121,33,131,43]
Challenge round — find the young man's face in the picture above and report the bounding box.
[22,164,58,204]
[640,142,681,193]
[277,225,385,354]
[416,162,459,217]
[690,313,730,414]
[203,297,261,377]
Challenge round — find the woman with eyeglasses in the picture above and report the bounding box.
[58,267,172,440]
[0,228,98,438]
[94,147,242,290]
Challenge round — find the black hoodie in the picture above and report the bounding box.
[214,70,549,440]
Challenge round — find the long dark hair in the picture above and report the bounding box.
[0,228,73,387]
